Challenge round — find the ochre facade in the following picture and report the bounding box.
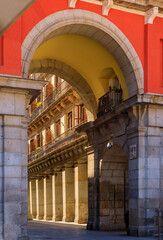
[27,74,88,225]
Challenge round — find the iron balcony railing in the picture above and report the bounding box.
[28,120,87,163]
[97,90,122,117]
[29,82,71,121]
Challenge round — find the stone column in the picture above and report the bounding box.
[28,181,33,220]
[127,103,163,237]
[86,146,99,230]
[52,172,63,221]
[43,176,52,220]
[0,76,44,240]
[74,161,88,224]
[62,167,75,222]
[36,179,44,220]
[30,180,36,219]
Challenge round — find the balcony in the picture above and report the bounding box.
[97,90,122,117]
[29,81,71,122]
[28,120,87,163]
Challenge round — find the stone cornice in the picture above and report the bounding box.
[0,75,45,109]
[80,0,163,15]
[0,75,45,94]
[28,135,88,179]
[76,93,163,147]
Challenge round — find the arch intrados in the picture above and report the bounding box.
[30,58,97,121]
[22,10,144,98]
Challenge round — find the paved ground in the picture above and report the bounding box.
[28,221,154,240]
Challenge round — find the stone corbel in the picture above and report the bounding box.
[49,111,55,117]
[68,0,77,8]
[145,7,158,24]
[73,90,80,100]
[56,105,62,112]
[60,101,67,108]
[46,113,51,120]
[102,0,113,16]
[68,95,75,103]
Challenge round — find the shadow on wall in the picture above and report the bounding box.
[99,145,129,231]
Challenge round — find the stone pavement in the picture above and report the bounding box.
[28,221,154,240]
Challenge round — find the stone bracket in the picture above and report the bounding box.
[145,7,158,24]
[68,0,78,8]
[102,0,113,16]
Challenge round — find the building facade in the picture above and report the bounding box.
[27,74,88,224]
[0,0,163,239]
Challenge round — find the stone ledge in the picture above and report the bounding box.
[0,75,46,104]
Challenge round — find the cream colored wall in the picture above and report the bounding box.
[32,34,128,101]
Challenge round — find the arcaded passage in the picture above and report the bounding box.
[0,0,163,239]
[27,75,88,224]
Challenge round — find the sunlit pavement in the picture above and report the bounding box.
[28,221,154,240]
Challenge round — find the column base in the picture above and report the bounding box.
[36,216,44,220]
[44,216,52,221]
[27,213,33,220]
[62,216,74,222]
[74,217,87,224]
[52,216,62,222]
[17,236,30,240]
[87,220,99,230]
[128,226,154,237]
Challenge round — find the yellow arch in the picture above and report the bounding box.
[32,34,128,101]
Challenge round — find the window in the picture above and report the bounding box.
[74,104,87,125]
[46,82,53,97]
[56,120,60,137]
[68,111,72,129]
[46,127,52,144]
[80,104,87,122]
[36,133,42,148]
[55,76,61,93]
[31,100,37,112]
[30,139,36,152]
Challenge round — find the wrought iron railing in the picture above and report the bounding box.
[29,82,71,121]
[97,90,122,117]
[28,120,87,163]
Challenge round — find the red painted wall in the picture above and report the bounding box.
[0,0,163,94]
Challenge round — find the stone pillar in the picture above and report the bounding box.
[74,161,88,224]
[86,146,99,230]
[0,76,44,240]
[28,181,33,220]
[128,103,163,237]
[52,172,63,221]
[42,129,46,146]
[36,179,44,220]
[43,176,52,220]
[30,180,36,219]
[62,167,75,222]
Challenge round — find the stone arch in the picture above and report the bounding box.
[99,144,128,231]
[30,58,97,120]
[22,9,144,98]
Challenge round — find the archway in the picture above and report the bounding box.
[22,7,143,235]
[22,9,144,104]
[99,144,128,231]
[29,59,97,121]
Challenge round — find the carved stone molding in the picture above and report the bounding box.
[102,0,113,16]
[68,0,77,8]
[28,136,87,179]
[145,7,158,24]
